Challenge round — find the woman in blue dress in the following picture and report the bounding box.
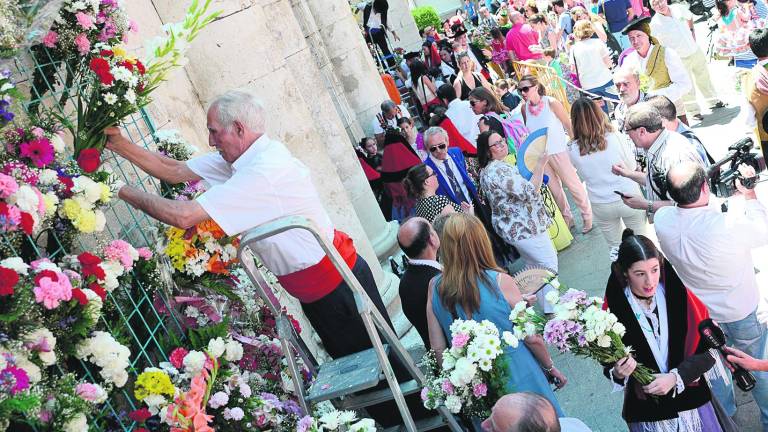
[425,213,567,426]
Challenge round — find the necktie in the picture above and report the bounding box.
[443,160,469,203]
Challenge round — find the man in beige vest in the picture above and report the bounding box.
[620,17,692,125]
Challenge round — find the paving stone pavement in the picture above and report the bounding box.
[536,17,767,431]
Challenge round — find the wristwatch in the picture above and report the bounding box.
[647,200,654,214]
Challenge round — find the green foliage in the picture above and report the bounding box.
[411,6,441,31]
[187,318,229,351]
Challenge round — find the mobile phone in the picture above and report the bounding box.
[614,190,627,198]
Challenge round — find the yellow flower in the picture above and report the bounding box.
[60,198,82,221]
[99,183,112,203]
[42,193,59,217]
[112,46,128,58]
[74,210,97,233]
[134,371,175,401]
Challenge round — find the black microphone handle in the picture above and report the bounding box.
[716,347,757,392]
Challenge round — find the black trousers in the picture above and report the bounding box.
[369,28,396,68]
[301,255,435,427]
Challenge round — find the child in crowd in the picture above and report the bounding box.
[543,47,579,102]
[495,79,521,111]
[490,27,512,77]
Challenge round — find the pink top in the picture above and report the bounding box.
[505,23,543,61]
[491,39,509,63]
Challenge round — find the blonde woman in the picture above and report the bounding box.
[569,6,608,42]
[569,20,616,112]
[453,51,493,101]
[425,213,566,427]
[567,97,645,256]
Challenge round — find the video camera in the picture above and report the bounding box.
[707,137,765,198]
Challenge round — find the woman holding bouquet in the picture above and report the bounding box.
[426,213,567,425]
[605,230,737,431]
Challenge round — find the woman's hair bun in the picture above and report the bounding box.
[621,228,635,241]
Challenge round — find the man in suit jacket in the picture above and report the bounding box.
[423,126,479,206]
[397,217,441,347]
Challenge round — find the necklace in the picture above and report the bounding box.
[528,97,545,116]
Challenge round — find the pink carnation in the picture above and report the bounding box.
[169,347,189,369]
[76,12,96,29]
[441,379,454,395]
[33,271,73,309]
[0,173,19,199]
[136,247,153,260]
[74,33,91,55]
[42,31,58,48]
[76,383,104,402]
[451,332,470,349]
[472,383,488,397]
[420,387,429,401]
[103,240,135,269]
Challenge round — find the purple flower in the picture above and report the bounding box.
[297,416,314,432]
[559,289,588,306]
[543,319,583,353]
[0,365,30,395]
[441,379,454,395]
[283,399,303,416]
[420,387,429,401]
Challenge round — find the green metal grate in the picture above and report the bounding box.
[5,45,186,430]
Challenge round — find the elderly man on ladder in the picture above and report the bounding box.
[106,89,434,429]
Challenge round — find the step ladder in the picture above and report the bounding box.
[237,216,463,432]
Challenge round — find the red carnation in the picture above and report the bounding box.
[0,267,19,296]
[100,49,113,57]
[58,175,74,195]
[135,61,145,75]
[34,269,58,286]
[78,252,101,266]
[88,282,106,300]
[19,212,34,235]
[129,408,152,423]
[121,61,134,71]
[77,148,101,173]
[72,288,88,306]
[89,57,114,85]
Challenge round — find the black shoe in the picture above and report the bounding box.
[692,113,704,121]
[711,101,726,109]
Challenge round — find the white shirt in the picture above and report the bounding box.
[188,135,334,276]
[445,99,481,146]
[569,39,613,89]
[644,130,703,202]
[622,45,692,104]
[429,153,472,202]
[650,5,697,58]
[567,132,642,203]
[371,104,411,135]
[654,198,768,322]
[367,9,382,29]
[407,258,442,271]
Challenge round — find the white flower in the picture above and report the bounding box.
[549,277,561,290]
[449,357,477,387]
[94,210,106,232]
[0,257,30,275]
[524,322,537,337]
[72,176,103,205]
[442,352,456,371]
[111,66,132,82]
[50,133,66,153]
[100,260,124,292]
[11,185,41,215]
[38,169,59,185]
[224,338,244,362]
[502,331,519,348]
[478,358,493,371]
[124,89,136,104]
[63,413,88,432]
[23,328,57,366]
[445,395,462,413]
[103,93,118,104]
[338,410,357,424]
[185,306,200,318]
[75,331,131,387]
[597,334,612,348]
[319,411,341,429]
[207,337,226,358]
[208,391,229,409]
[545,290,560,305]
[67,1,87,12]
[612,322,626,336]
[183,350,207,375]
[350,418,376,432]
[144,394,168,415]
[83,289,103,321]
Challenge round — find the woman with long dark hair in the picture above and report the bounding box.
[604,230,736,432]
[426,213,566,427]
[364,0,400,68]
[410,60,441,116]
[403,164,473,223]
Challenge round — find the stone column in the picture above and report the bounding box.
[150,0,416,342]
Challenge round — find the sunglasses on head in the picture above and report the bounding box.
[429,143,447,153]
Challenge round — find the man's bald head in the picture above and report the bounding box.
[397,217,436,259]
[666,162,708,206]
[482,392,560,432]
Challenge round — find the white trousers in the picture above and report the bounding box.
[513,231,559,313]
[591,200,648,255]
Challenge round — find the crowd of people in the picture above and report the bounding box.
[354,0,768,430]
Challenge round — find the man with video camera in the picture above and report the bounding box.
[654,161,768,427]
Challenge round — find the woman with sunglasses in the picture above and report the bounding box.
[403,164,474,223]
[477,130,560,311]
[568,97,646,258]
[470,87,529,156]
[519,74,593,234]
[453,51,493,101]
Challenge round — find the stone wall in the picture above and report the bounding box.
[120,0,422,358]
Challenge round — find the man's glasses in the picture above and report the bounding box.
[429,143,447,153]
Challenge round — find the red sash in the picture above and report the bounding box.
[276,230,358,303]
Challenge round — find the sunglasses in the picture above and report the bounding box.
[469,99,484,106]
[518,85,534,93]
[429,143,447,153]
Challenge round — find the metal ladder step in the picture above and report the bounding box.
[382,415,459,432]
[339,379,421,410]
[306,346,389,403]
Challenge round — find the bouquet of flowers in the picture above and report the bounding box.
[69,0,219,164]
[153,129,203,200]
[509,278,656,386]
[420,319,512,418]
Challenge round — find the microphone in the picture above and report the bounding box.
[699,318,756,392]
